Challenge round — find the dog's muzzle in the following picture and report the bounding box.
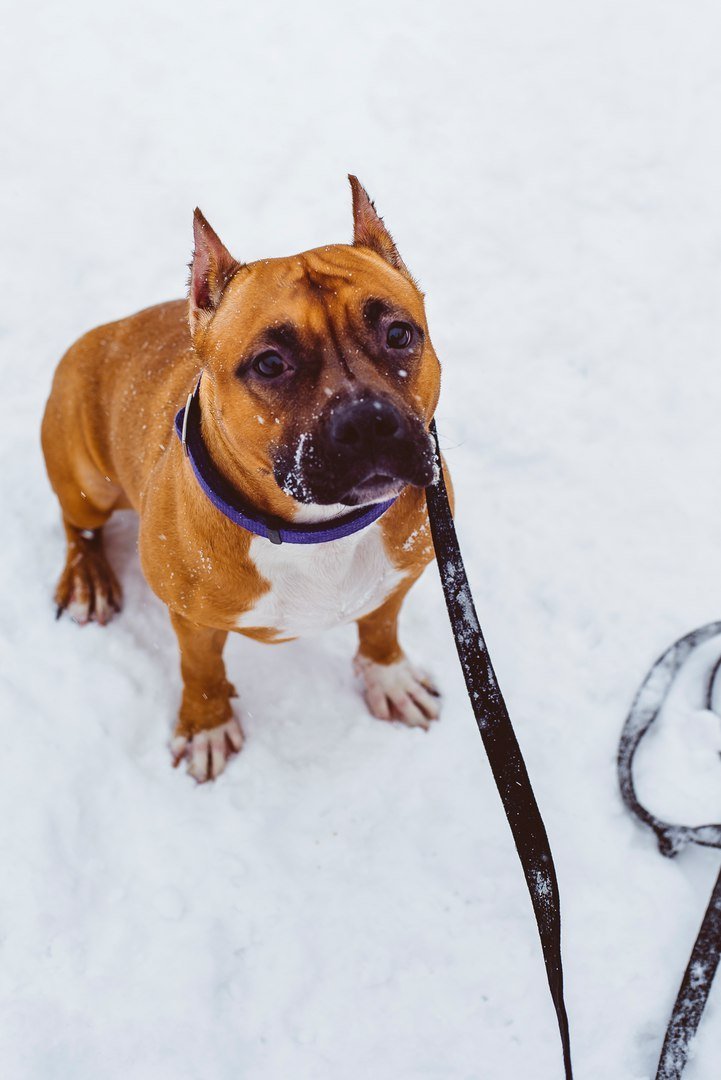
[275,393,435,506]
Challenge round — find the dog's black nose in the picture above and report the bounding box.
[329,397,403,449]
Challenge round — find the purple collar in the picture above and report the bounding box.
[174,378,397,545]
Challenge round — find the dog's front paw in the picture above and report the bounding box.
[171,717,244,782]
[354,654,441,730]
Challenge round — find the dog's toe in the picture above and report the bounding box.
[354,655,442,729]
[65,593,92,626]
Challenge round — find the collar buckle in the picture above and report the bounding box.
[180,391,193,456]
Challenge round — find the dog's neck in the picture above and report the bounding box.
[186,377,395,539]
[197,378,319,525]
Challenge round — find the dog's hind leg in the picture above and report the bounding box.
[42,405,124,625]
[354,580,442,730]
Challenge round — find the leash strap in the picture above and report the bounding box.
[618,622,721,1077]
[425,421,574,1080]
[657,867,721,1079]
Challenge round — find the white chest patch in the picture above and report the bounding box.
[235,522,403,638]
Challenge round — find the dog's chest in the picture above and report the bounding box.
[235,524,403,637]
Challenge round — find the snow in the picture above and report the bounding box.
[3,1,721,1077]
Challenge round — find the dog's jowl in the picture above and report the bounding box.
[41,177,451,782]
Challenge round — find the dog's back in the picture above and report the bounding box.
[42,299,195,518]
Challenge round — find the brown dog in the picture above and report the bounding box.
[41,177,449,781]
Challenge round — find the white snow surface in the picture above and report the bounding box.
[3,2,721,1077]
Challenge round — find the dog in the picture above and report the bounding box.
[41,176,450,782]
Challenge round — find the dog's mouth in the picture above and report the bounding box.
[339,471,407,507]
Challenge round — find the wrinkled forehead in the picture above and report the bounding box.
[212,244,425,344]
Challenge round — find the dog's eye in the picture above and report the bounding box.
[252,352,287,378]
[386,321,413,349]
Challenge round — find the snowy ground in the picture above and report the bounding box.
[3,1,721,1077]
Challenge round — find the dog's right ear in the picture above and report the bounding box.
[348,175,411,278]
[188,209,241,338]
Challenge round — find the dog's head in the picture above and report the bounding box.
[187,177,440,511]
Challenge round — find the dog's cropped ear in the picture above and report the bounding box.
[348,175,411,278]
[188,209,241,337]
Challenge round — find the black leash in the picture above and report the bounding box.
[657,869,721,1078]
[618,622,721,1078]
[425,421,574,1080]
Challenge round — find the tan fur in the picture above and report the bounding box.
[41,179,452,781]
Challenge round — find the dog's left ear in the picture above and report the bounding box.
[188,208,241,337]
[348,175,411,278]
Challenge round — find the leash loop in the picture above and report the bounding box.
[425,420,574,1079]
[618,621,721,1078]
